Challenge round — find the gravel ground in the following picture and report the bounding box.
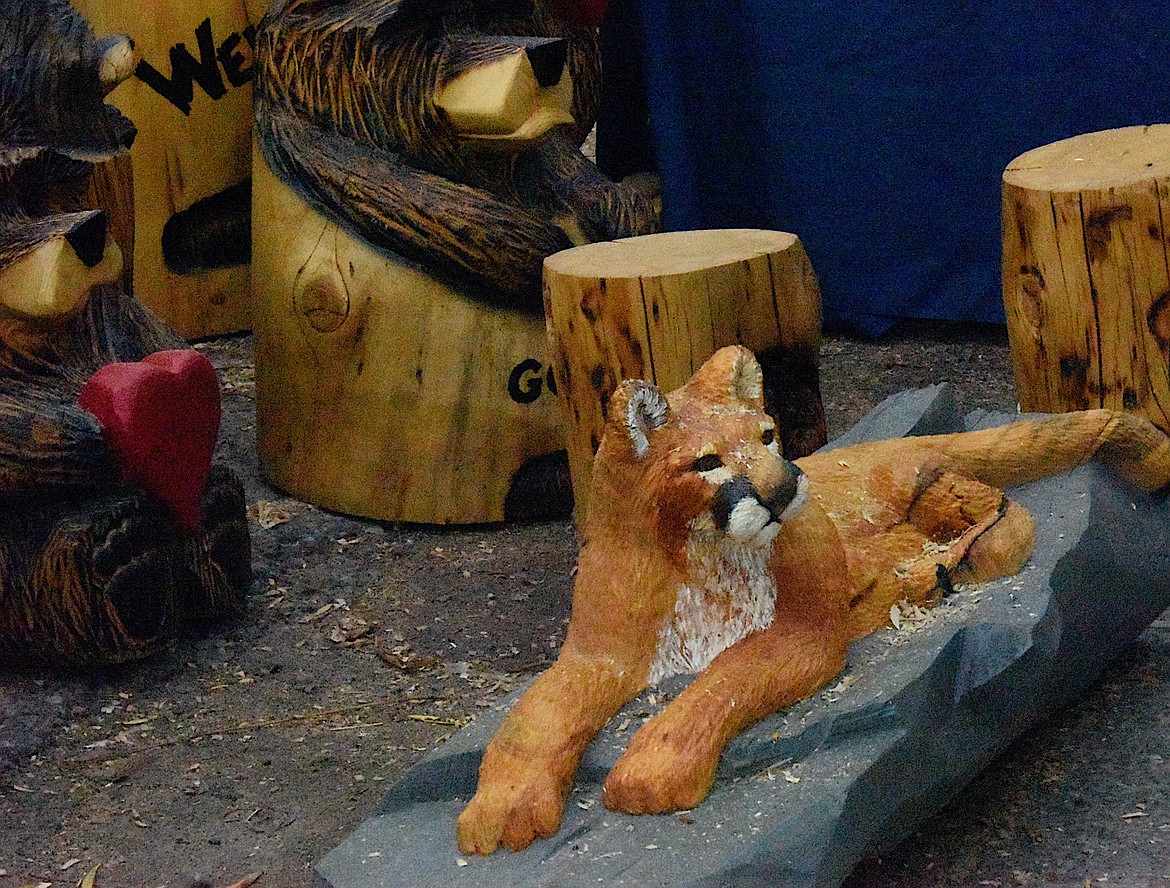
[1,320,1168,888]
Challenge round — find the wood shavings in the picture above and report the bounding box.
[222,873,264,888]
[249,500,291,528]
[889,604,901,630]
[889,600,934,635]
[753,757,794,782]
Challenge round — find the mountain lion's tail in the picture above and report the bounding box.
[915,409,1170,493]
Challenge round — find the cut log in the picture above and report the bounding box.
[252,148,566,524]
[70,0,263,338]
[543,229,826,518]
[1003,124,1170,429]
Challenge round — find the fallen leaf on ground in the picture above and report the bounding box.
[375,641,441,672]
[79,864,100,888]
[249,500,290,529]
[329,615,377,645]
[299,603,337,623]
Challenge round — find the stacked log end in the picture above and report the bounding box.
[543,229,826,517]
[1003,124,1170,429]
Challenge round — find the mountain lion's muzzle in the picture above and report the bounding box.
[711,461,808,545]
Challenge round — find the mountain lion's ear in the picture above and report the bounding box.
[692,345,765,409]
[728,347,765,408]
[608,378,668,458]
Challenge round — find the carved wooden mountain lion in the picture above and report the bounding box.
[458,345,1170,854]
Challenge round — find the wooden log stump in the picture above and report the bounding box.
[544,229,826,517]
[70,0,267,338]
[252,149,566,524]
[1003,124,1170,429]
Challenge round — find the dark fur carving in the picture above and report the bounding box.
[254,0,661,314]
[0,0,251,666]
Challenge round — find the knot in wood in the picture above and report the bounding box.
[295,275,349,333]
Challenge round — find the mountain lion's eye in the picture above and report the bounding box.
[693,454,724,473]
[761,429,775,446]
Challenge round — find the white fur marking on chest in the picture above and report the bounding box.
[647,532,777,685]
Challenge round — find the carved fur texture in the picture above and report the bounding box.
[254,0,661,314]
[0,3,251,666]
[0,284,253,667]
[457,345,1170,854]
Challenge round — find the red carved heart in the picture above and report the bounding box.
[78,349,221,532]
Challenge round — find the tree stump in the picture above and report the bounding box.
[252,150,567,524]
[543,229,826,517]
[70,0,266,338]
[1003,124,1170,430]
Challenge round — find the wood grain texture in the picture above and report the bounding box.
[1003,125,1170,430]
[0,284,253,666]
[543,229,826,518]
[253,151,565,524]
[253,0,658,316]
[72,0,262,338]
[81,154,136,292]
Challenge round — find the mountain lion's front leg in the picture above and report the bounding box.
[602,619,848,814]
[604,505,851,815]
[457,647,645,854]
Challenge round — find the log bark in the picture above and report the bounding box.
[1003,124,1170,429]
[543,229,826,518]
[70,0,265,338]
[252,148,566,524]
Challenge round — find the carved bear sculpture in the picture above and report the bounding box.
[0,0,251,667]
[251,0,662,523]
[458,345,1170,854]
[253,0,661,316]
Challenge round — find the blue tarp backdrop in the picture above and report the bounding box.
[632,2,1170,333]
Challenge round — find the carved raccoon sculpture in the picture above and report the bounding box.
[254,0,660,315]
[458,345,1170,854]
[0,0,251,667]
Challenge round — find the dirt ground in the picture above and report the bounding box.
[2,321,1168,888]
